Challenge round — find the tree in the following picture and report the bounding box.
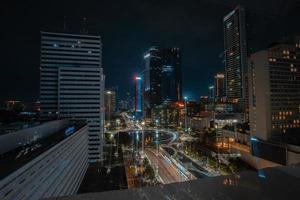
[143,157,149,167]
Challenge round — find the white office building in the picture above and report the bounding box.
[40,31,105,162]
[248,38,300,165]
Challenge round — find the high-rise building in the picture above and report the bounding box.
[125,92,134,110]
[214,73,226,101]
[40,31,105,163]
[143,47,182,116]
[134,75,143,114]
[104,90,116,123]
[161,48,182,103]
[208,85,215,103]
[143,47,162,112]
[248,37,300,165]
[223,5,248,112]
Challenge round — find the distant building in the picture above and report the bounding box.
[118,100,129,111]
[199,96,209,111]
[5,100,25,113]
[161,48,182,103]
[125,92,134,110]
[104,90,116,122]
[143,47,182,116]
[0,119,88,200]
[190,111,214,131]
[151,102,184,128]
[40,31,105,163]
[248,37,300,165]
[143,47,162,113]
[134,75,143,116]
[206,103,233,113]
[223,5,248,113]
[208,85,215,103]
[214,72,226,101]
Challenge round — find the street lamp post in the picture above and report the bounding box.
[184,96,188,134]
[141,121,145,154]
[155,130,159,156]
[215,123,221,172]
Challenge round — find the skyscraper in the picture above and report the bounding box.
[143,47,182,116]
[40,31,105,163]
[161,48,182,103]
[223,5,248,112]
[134,75,143,113]
[105,90,116,123]
[214,72,226,101]
[143,47,162,113]
[248,37,300,165]
[208,85,215,103]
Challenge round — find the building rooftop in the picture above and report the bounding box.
[0,120,86,180]
[0,121,41,135]
[48,164,300,200]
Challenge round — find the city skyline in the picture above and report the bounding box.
[1,1,300,200]
[1,0,300,103]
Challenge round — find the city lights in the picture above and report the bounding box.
[1,1,299,199]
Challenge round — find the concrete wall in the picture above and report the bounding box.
[230,145,281,169]
[0,119,69,154]
[287,145,300,165]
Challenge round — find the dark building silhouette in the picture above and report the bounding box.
[143,47,182,116]
[161,48,182,103]
[143,47,162,113]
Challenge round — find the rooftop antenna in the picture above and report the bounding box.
[81,17,88,34]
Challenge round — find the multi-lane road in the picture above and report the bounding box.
[144,149,185,184]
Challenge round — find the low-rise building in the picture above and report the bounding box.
[0,119,89,200]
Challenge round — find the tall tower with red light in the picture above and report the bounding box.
[134,75,142,114]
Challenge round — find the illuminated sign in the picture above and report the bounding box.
[64,126,75,137]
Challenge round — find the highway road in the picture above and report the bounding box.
[144,149,185,184]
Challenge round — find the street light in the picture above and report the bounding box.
[141,121,145,154]
[215,123,221,172]
[155,130,159,156]
[184,96,188,134]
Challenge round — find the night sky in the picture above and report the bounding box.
[1,0,300,105]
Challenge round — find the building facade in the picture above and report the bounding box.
[134,75,143,116]
[0,120,89,200]
[248,38,300,165]
[223,5,248,113]
[214,72,226,101]
[143,47,162,113]
[104,90,116,122]
[143,47,182,116]
[40,31,105,162]
[161,48,182,103]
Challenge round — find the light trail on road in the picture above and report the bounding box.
[144,149,186,184]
